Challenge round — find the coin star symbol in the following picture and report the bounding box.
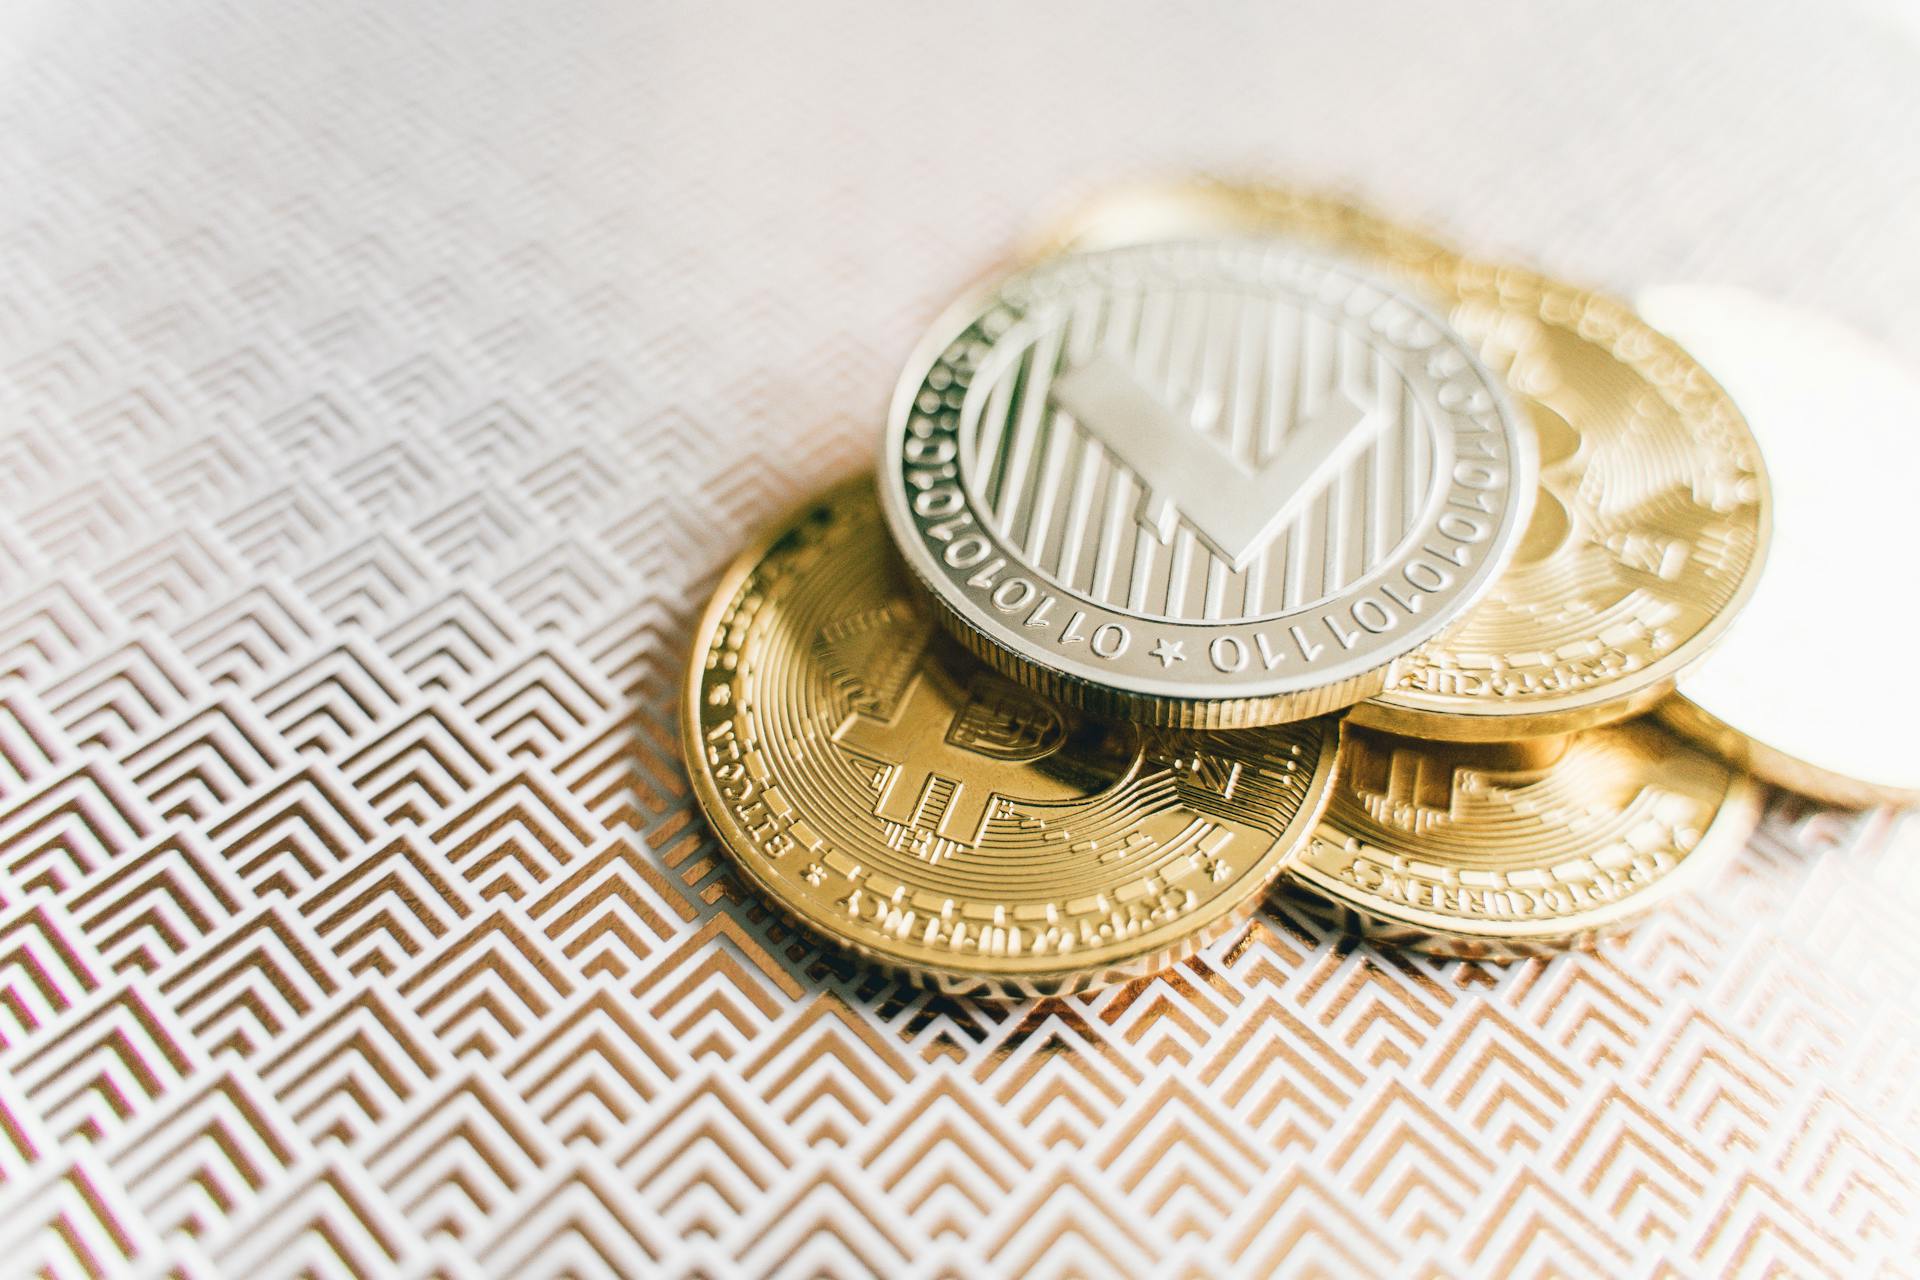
[1150,638,1187,668]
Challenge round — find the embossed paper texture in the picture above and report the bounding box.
[3,2,1920,1277]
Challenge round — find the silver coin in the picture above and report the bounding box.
[878,241,1535,728]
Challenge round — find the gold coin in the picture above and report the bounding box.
[1035,180,1773,741]
[1287,719,1761,956]
[1022,179,1455,266]
[1638,283,1920,808]
[682,477,1340,996]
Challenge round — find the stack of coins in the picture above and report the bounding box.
[683,181,1911,996]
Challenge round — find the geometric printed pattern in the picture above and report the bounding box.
[3,2,1919,1275]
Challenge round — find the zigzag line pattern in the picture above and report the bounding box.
[2,2,1919,1277]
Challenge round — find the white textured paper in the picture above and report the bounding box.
[2,2,1918,1276]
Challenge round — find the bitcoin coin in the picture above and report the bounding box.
[1640,284,1920,808]
[880,240,1533,729]
[1288,719,1761,956]
[683,478,1340,995]
[1036,180,1773,741]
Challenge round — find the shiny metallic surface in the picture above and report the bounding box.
[684,479,1340,994]
[1024,179,1457,271]
[1641,285,1920,807]
[880,241,1533,727]
[1037,182,1773,741]
[1360,266,1773,738]
[1290,719,1763,955]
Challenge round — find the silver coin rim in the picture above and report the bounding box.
[878,240,1536,711]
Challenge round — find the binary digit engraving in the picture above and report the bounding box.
[1355,266,1772,738]
[881,241,1534,727]
[0,27,1906,1276]
[1037,182,1771,740]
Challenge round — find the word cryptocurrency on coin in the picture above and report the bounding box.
[684,479,1340,995]
[880,241,1534,728]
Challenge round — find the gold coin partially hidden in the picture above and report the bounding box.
[1035,180,1772,742]
[683,478,1340,996]
[1288,719,1761,956]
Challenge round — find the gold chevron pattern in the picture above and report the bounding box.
[3,4,1920,1277]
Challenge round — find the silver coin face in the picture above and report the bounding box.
[879,241,1534,726]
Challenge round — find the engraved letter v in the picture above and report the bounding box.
[1052,351,1378,571]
